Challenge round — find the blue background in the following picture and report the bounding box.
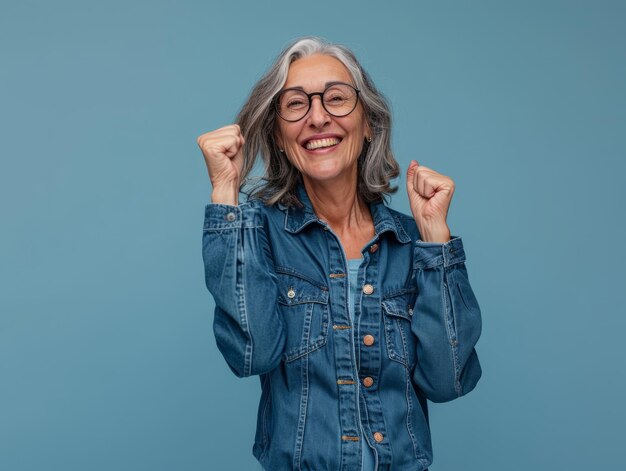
[2,1,625,469]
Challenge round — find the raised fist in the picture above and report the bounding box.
[406,160,454,243]
[197,124,245,205]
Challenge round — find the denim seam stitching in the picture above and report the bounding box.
[203,223,263,231]
[401,330,420,459]
[404,367,420,459]
[283,303,329,362]
[397,313,411,368]
[442,279,461,397]
[293,327,310,470]
[381,308,408,367]
[358,388,378,468]
[238,229,253,377]
[447,270,463,395]
[275,266,329,291]
[259,374,271,461]
[381,287,417,300]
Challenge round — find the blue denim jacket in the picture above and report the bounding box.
[202,186,482,471]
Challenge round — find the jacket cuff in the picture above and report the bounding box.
[203,203,261,230]
[414,236,465,269]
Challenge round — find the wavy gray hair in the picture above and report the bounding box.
[236,36,399,207]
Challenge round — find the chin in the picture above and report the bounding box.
[301,165,352,185]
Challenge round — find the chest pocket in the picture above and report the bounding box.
[382,290,417,368]
[276,270,330,363]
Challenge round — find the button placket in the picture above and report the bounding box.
[323,223,361,462]
[354,238,391,467]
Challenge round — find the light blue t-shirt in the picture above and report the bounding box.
[347,258,376,471]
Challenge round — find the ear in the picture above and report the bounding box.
[364,121,373,141]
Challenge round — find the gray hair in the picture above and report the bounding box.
[236,36,399,207]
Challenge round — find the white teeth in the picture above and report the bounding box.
[305,138,340,150]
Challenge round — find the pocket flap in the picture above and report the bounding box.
[381,290,416,321]
[276,271,329,306]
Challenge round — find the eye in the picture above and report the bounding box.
[286,98,307,109]
[327,94,346,103]
[324,94,348,109]
[279,90,308,111]
[324,85,352,107]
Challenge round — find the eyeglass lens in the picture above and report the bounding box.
[277,83,358,122]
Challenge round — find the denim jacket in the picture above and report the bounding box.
[202,185,482,471]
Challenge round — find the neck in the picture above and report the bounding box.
[302,172,371,233]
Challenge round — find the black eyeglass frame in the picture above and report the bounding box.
[273,82,361,123]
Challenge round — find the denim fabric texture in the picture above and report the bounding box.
[202,185,482,471]
[347,258,376,471]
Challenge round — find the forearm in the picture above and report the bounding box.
[203,203,286,377]
[411,237,482,402]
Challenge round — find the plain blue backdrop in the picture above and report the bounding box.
[2,1,625,470]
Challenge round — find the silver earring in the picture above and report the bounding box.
[279,148,285,153]
[366,137,372,143]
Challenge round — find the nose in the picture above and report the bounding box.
[306,95,331,128]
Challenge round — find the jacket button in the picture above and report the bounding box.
[363,335,375,346]
[373,432,384,443]
[287,288,296,299]
[369,243,379,253]
[362,377,374,388]
[226,212,236,221]
[362,284,374,295]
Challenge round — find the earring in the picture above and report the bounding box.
[366,136,372,143]
[279,148,285,153]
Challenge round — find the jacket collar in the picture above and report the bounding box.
[281,183,411,244]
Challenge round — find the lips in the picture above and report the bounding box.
[305,137,342,150]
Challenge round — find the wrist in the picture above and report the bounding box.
[211,181,239,205]
[418,221,451,243]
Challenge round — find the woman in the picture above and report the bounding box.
[198,37,482,471]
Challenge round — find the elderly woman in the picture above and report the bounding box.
[198,37,482,471]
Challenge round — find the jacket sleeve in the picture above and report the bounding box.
[202,202,286,377]
[410,236,482,403]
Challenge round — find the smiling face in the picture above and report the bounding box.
[274,54,370,188]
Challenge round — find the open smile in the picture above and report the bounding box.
[302,134,344,153]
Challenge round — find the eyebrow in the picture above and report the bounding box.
[284,81,350,91]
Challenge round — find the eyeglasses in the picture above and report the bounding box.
[274,82,360,122]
